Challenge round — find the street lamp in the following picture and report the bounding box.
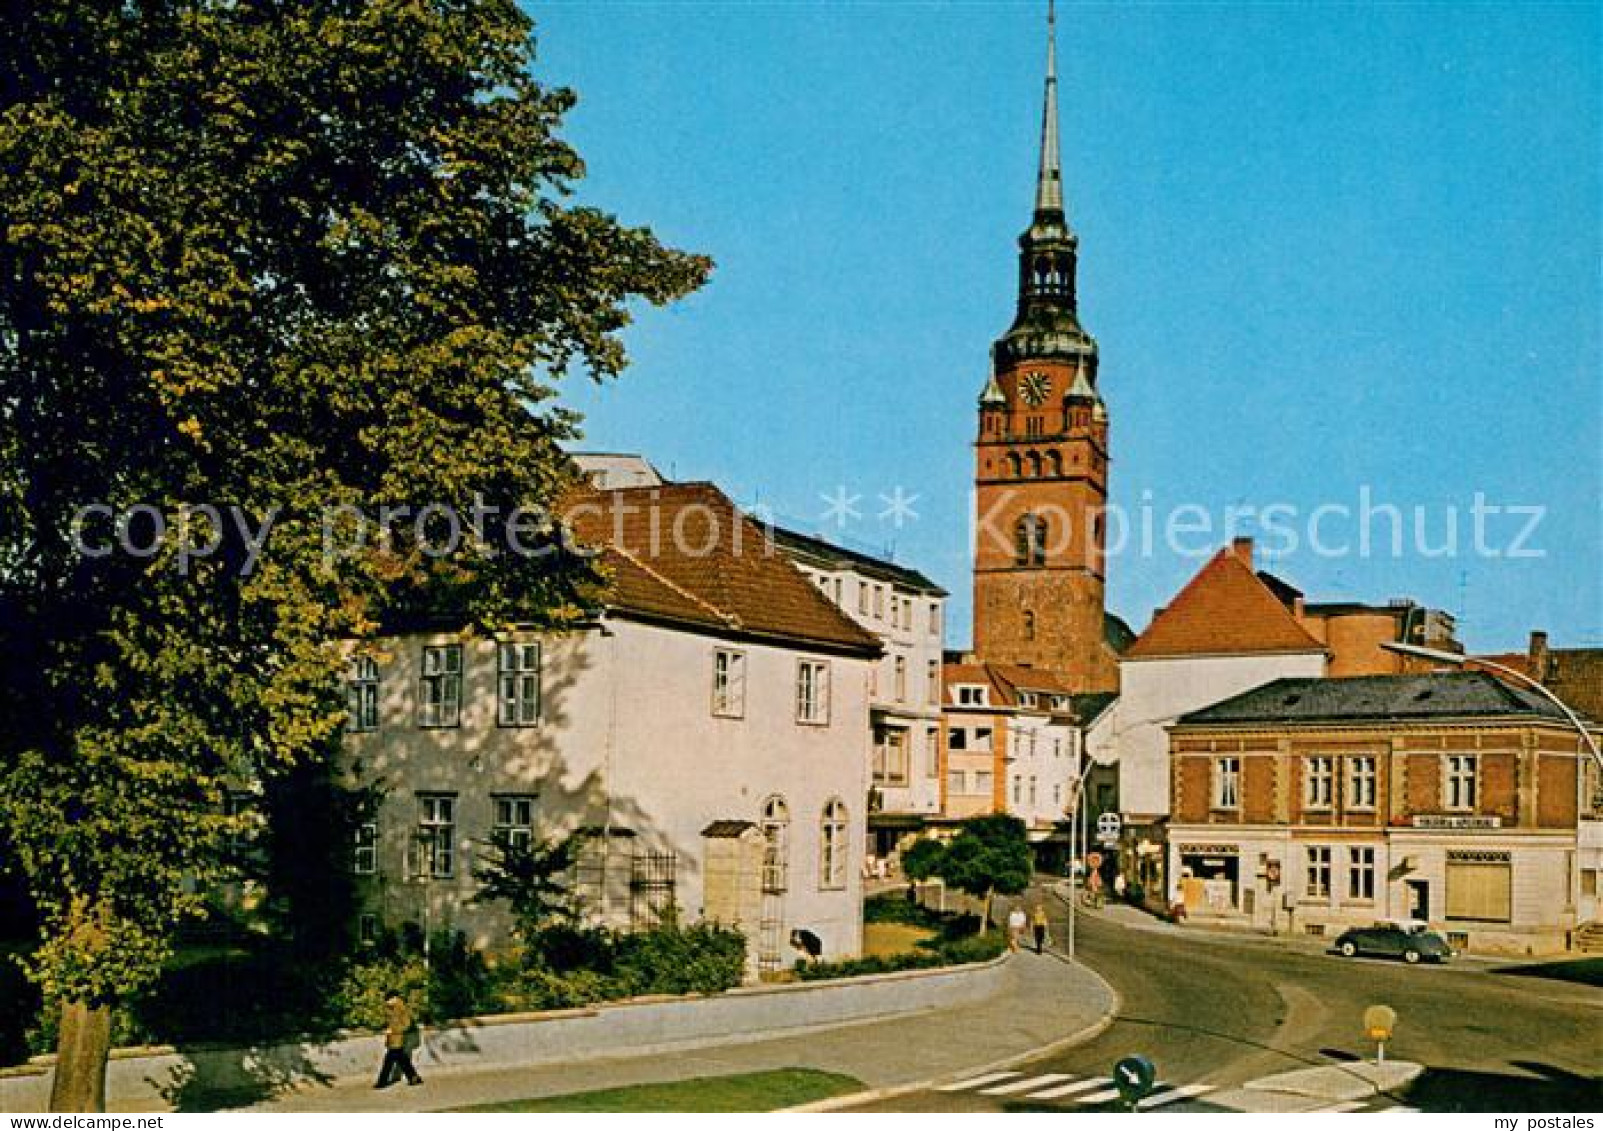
[1064,761,1092,961]
[1381,641,1602,774]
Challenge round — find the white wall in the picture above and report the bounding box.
[1114,651,1327,818]
[343,618,871,964]
[798,564,946,820]
[1004,713,1079,832]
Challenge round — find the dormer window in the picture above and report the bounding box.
[956,685,988,707]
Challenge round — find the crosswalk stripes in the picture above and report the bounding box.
[1024,1077,1112,1100]
[935,1070,1218,1111]
[979,1073,1075,1096]
[1137,1083,1216,1110]
[1074,1085,1125,1105]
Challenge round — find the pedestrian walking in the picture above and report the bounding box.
[374,990,423,1089]
[1031,902,1049,953]
[1006,904,1027,952]
[1114,873,1128,902]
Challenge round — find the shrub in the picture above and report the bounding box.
[611,921,746,997]
[331,954,428,1031]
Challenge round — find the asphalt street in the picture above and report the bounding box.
[849,898,1603,1113]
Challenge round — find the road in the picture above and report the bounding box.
[849,898,1603,1113]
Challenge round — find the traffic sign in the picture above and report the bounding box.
[1363,1004,1397,1065]
[1096,812,1122,837]
[1113,1054,1157,1107]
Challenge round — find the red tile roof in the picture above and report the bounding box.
[566,483,881,656]
[943,661,1076,711]
[1125,544,1326,659]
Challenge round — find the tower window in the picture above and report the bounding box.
[1005,453,1021,478]
[1023,611,1036,640]
[1047,451,1062,477]
[1026,451,1042,477]
[1015,515,1048,568]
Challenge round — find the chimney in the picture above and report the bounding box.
[1232,537,1254,565]
[1528,630,1550,682]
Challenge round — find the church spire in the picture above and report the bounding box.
[1035,0,1063,216]
[990,0,1092,374]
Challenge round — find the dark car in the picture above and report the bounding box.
[1331,919,1453,964]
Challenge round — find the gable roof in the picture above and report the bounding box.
[943,661,1076,713]
[1125,544,1326,660]
[566,483,881,657]
[1176,672,1573,727]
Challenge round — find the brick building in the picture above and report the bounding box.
[968,4,1118,693]
[1167,672,1600,955]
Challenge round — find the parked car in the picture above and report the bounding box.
[1331,919,1453,964]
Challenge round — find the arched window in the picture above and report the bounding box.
[760,795,790,893]
[1026,451,1042,478]
[1005,452,1021,479]
[1015,514,1048,568]
[1046,451,1063,477]
[1023,610,1036,641]
[819,798,848,890]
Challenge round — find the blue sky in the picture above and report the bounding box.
[530,1,1600,653]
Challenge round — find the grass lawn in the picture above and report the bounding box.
[861,921,936,958]
[451,1068,865,1113]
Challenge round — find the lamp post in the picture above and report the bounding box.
[1381,641,1602,774]
[1064,763,1092,961]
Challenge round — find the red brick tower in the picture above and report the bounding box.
[972,3,1116,692]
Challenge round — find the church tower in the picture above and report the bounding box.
[972,2,1116,692]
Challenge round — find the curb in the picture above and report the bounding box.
[780,953,1122,1113]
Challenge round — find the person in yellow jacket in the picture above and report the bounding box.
[1031,902,1050,954]
[374,990,423,1089]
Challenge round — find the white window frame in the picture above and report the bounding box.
[1304,755,1335,810]
[352,820,378,875]
[1213,756,1241,810]
[796,659,831,725]
[419,644,462,729]
[1305,845,1332,900]
[1347,755,1378,811]
[819,798,849,890]
[893,656,907,702]
[348,654,379,732]
[711,648,747,718]
[760,795,790,893]
[493,795,536,851]
[1348,846,1376,901]
[417,794,456,879]
[497,641,541,727]
[1445,754,1478,810]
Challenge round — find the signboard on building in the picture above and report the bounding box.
[1412,815,1501,830]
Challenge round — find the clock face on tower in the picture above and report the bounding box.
[1020,370,1050,406]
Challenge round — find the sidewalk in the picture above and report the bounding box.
[236,949,1116,1113]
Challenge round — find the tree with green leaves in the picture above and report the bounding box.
[472,831,587,953]
[907,816,1034,933]
[0,0,708,1110]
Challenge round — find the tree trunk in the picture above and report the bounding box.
[979,886,995,935]
[49,999,111,1113]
